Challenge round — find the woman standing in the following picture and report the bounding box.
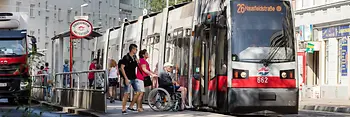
[108,59,118,103]
[136,49,157,112]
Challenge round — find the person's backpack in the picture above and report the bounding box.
[117,59,123,77]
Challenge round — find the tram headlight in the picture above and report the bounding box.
[281,72,287,78]
[280,70,295,79]
[233,69,249,79]
[240,72,247,78]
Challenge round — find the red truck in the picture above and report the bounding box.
[0,12,30,104]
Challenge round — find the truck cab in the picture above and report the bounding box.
[0,12,30,104]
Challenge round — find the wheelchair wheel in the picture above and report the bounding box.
[147,88,172,111]
[171,93,182,112]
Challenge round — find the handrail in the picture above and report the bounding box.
[55,70,107,75]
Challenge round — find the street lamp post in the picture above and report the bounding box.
[80,3,88,16]
[79,3,88,71]
[166,0,169,8]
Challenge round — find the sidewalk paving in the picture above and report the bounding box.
[300,98,350,113]
[34,99,230,117]
[89,101,230,117]
[35,98,350,116]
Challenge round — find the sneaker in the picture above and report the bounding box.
[122,111,128,115]
[127,107,137,112]
[110,99,114,103]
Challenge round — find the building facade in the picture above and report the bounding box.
[0,0,146,73]
[295,0,350,100]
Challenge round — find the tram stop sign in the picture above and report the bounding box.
[70,19,93,39]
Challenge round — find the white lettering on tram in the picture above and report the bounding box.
[257,77,268,83]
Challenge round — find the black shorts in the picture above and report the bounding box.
[89,79,94,87]
[109,78,118,87]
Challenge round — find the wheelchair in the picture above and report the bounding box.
[147,85,182,112]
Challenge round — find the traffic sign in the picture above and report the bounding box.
[70,19,93,38]
[306,42,314,53]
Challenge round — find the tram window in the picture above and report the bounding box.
[151,34,160,73]
[217,29,228,75]
[142,38,147,45]
[155,35,160,43]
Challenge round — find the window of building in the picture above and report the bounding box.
[323,9,327,14]
[30,31,35,36]
[58,8,62,21]
[45,42,49,49]
[16,2,21,12]
[324,40,329,84]
[38,29,40,35]
[45,27,48,36]
[99,11,102,19]
[30,4,35,17]
[45,17,49,36]
[313,29,318,41]
[338,38,342,84]
[54,13,57,18]
[38,2,40,7]
[113,18,116,26]
[45,1,48,11]
[99,1,102,19]
[45,17,49,26]
[75,11,78,16]
[38,11,41,16]
[313,0,316,5]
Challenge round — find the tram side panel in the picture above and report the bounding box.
[107,27,124,99]
[141,13,163,80]
[166,2,194,105]
[108,28,122,61]
[121,20,142,101]
[140,13,163,102]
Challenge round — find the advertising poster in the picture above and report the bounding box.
[304,24,313,41]
[341,38,348,76]
[299,25,304,41]
[297,52,306,86]
[322,25,350,38]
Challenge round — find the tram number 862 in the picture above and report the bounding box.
[257,77,268,83]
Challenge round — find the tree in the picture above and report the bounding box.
[144,0,192,12]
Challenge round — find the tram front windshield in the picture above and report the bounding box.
[230,0,295,63]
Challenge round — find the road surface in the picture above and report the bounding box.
[0,99,85,117]
[2,98,350,117]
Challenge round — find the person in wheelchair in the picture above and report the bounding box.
[158,62,187,110]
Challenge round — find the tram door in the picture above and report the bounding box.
[192,28,217,108]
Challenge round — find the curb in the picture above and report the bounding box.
[33,100,101,117]
[67,108,101,117]
[301,105,350,113]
